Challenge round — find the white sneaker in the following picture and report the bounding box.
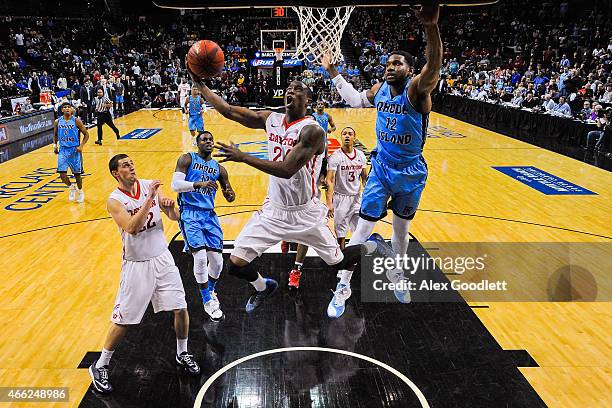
[204,298,224,322]
[76,190,85,203]
[327,283,352,319]
[68,185,77,201]
[386,268,411,304]
[192,136,197,147]
[182,114,186,121]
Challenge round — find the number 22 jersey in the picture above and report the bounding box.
[109,179,167,261]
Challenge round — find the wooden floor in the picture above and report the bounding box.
[0,108,610,407]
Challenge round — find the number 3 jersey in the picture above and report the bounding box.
[109,179,167,261]
[374,80,429,165]
[265,112,323,206]
[327,147,367,196]
[177,152,219,211]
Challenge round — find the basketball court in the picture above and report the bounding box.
[1,105,610,407]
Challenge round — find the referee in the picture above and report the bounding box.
[93,88,120,145]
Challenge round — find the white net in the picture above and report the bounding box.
[291,5,356,65]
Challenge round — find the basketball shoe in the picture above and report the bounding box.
[204,297,224,322]
[176,352,200,375]
[327,282,352,319]
[288,269,301,291]
[245,279,278,313]
[367,233,411,303]
[68,185,77,201]
[89,361,113,394]
[76,189,85,203]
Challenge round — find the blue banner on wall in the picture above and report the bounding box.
[121,128,161,140]
[492,166,597,195]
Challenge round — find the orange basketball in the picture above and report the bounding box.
[186,40,225,79]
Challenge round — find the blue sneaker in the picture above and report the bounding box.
[327,282,352,319]
[367,233,411,304]
[245,279,278,313]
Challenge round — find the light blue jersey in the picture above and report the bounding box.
[178,153,219,211]
[178,153,223,252]
[373,80,428,165]
[360,80,429,221]
[312,111,329,132]
[57,115,80,148]
[189,95,202,116]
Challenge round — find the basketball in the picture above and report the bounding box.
[186,40,225,79]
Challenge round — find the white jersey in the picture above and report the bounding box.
[178,83,191,99]
[108,179,167,261]
[265,112,323,206]
[327,147,367,196]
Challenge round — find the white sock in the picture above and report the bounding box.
[96,348,114,368]
[177,338,188,355]
[338,269,353,286]
[250,274,267,291]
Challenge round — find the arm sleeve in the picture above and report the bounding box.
[331,75,373,108]
[171,172,195,193]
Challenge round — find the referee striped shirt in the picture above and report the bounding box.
[94,96,112,113]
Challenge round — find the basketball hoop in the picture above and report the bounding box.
[291,5,355,65]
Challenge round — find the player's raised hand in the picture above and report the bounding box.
[416,3,440,25]
[214,141,246,163]
[321,52,334,71]
[148,180,162,199]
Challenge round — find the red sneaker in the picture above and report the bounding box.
[281,241,289,254]
[288,269,302,289]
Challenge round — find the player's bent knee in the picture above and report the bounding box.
[227,259,258,281]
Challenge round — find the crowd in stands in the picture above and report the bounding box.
[346,1,611,120]
[1,0,610,132]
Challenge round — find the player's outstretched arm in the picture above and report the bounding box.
[408,4,442,113]
[187,68,270,130]
[322,55,378,108]
[218,165,236,202]
[214,124,325,179]
[107,181,160,234]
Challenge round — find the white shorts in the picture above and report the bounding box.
[180,95,188,110]
[333,193,361,238]
[111,249,187,325]
[233,198,343,266]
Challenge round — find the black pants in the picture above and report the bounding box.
[96,111,119,141]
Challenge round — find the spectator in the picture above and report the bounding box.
[541,94,556,112]
[552,96,572,117]
[522,92,538,109]
[142,92,152,108]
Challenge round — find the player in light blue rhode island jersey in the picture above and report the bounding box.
[323,4,442,317]
[53,102,90,203]
[185,87,206,145]
[172,130,235,321]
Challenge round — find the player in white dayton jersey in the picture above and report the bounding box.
[188,68,377,317]
[177,78,191,121]
[326,127,368,248]
[88,154,200,394]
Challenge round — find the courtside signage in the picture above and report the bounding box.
[121,128,161,140]
[493,166,596,195]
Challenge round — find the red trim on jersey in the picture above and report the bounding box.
[342,148,357,161]
[283,115,309,130]
[118,179,141,200]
